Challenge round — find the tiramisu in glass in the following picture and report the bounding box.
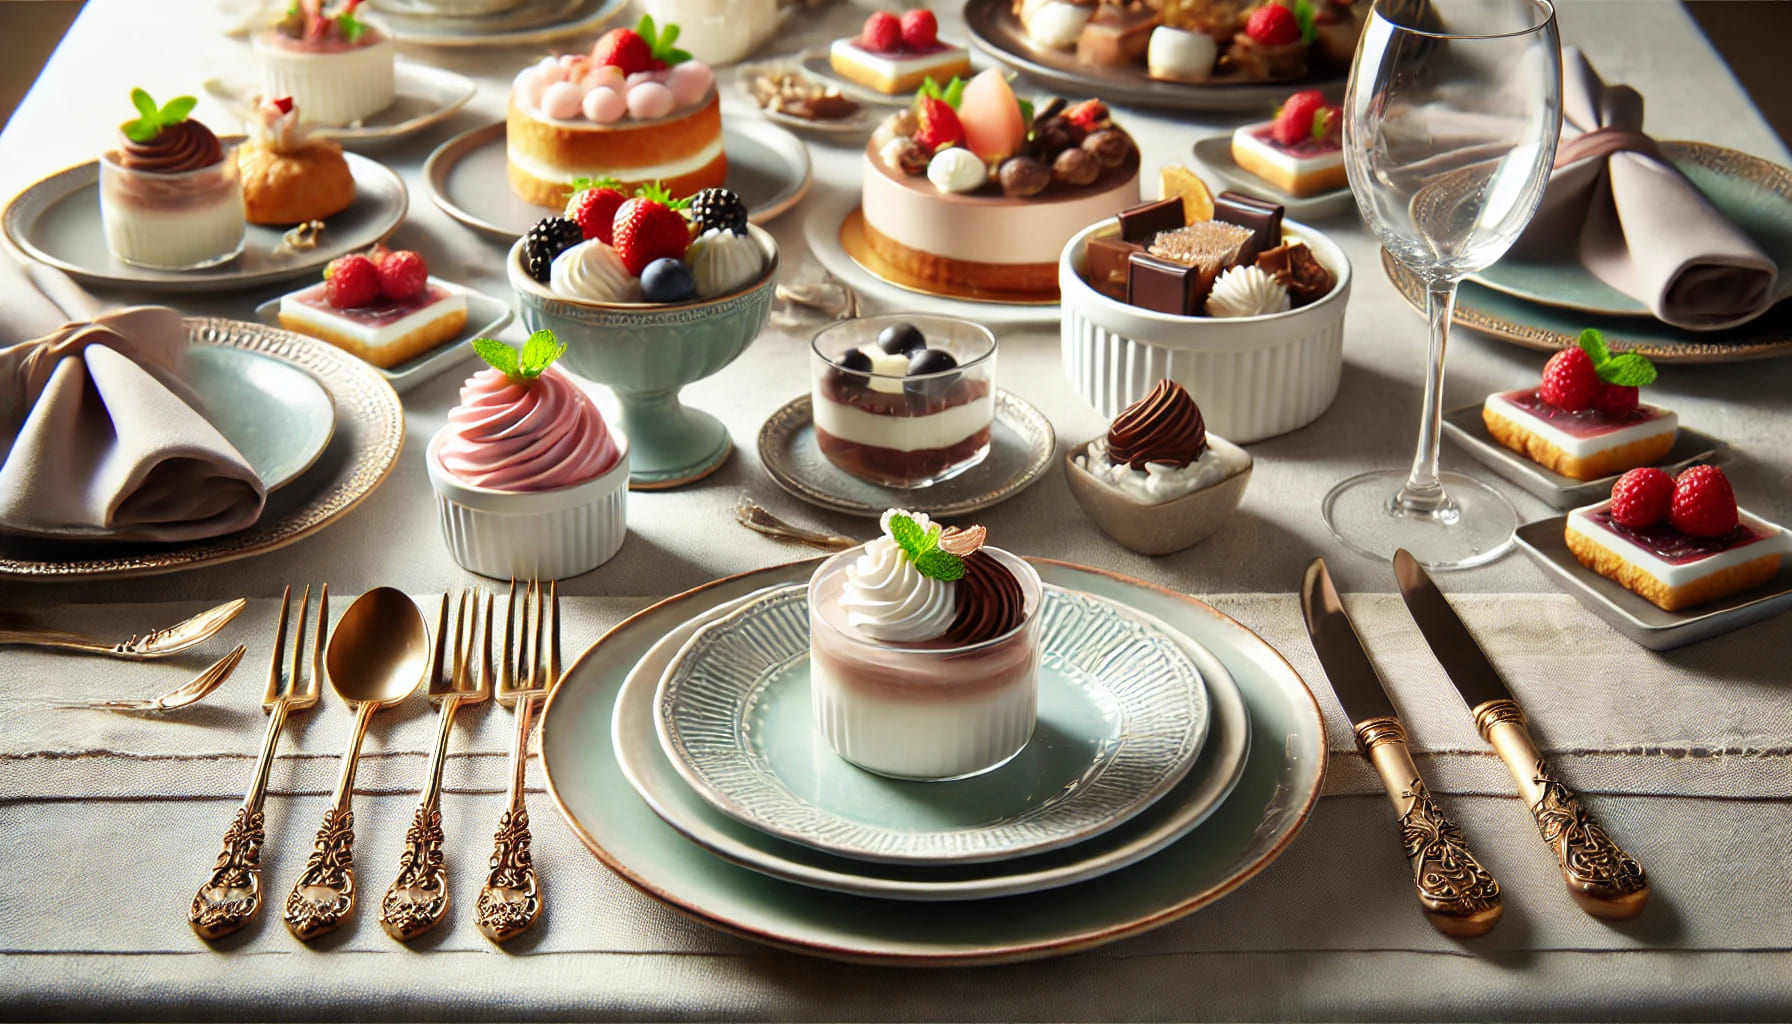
[99,88,245,270]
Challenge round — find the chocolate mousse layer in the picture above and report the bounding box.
[816,428,991,487]
[118,121,223,173]
[942,551,1026,646]
[815,373,993,486]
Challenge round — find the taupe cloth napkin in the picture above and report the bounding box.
[1517,47,1777,331]
[0,261,265,541]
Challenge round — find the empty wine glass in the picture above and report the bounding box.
[1324,0,1562,568]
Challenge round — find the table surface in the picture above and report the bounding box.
[2,1,1790,1020]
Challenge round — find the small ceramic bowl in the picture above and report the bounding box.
[425,427,630,580]
[1058,217,1351,443]
[1065,436,1253,556]
[507,225,779,488]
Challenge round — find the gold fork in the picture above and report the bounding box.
[379,590,493,941]
[475,578,556,943]
[52,644,246,712]
[189,585,326,940]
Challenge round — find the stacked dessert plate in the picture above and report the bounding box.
[541,556,1326,963]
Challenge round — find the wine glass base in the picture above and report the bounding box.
[1321,470,1518,570]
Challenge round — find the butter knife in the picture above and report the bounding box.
[1300,558,1503,937]
[0,598,247,659]
[1393,549,1649,920]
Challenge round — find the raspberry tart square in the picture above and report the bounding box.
[1483,330,1677,481]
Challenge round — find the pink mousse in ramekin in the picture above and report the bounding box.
[426,364,629,580]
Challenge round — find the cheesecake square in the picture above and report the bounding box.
[1230,121,1346,197]
[1564,500,1788,611]
[828,37,972,95]
[278,280,468,369]
[1484,388,1677,481]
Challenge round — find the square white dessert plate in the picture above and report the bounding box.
[254,276,512,393]
[654,583,1210,865]
[1190,136,1357,220]
[1443,403,1728,509]
[1515,516,1792,650]
[203,62,476,145]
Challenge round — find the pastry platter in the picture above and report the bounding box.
[202,62,476,145]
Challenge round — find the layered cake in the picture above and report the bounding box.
[807,510,1044,780]
[237,97,355,226]
[253,0,395,127]
[829,10,972,94]
[1565,465,1787,611]
[811,317,996,488]
[1016,0,1367,83]
[277,247,467,367]
[1483,332,1675,481]
[1231,89,1345,196]
[99,88,245,270]
[864,75,1141,294]
[506,15,725,208]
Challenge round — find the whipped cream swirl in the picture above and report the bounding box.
[686,228,765,298]
[438,366,620,492]
[551,241,642,303]
[1205,264,1291,318]
[251,99,312,154]
[841,510,956,643]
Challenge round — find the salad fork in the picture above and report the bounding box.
[2,598,246,659]
[189,585,325,940]
[379,590,493,941]
[52,644,246,713]
[475,578,556,943]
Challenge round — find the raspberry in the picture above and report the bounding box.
[1274,89,1326,146]
[323,254,381,308]
[861,12,901,53]
[1540,346,1600,411]
[1245,3,1301,45]
[377,250,428,302]
[1593,383,1639,414]
[1609,468,1673,529]
[900,9,938,49]
[1670,465,1740,538]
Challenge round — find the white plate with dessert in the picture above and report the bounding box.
[793,9,976,110]
[655,574,1210,864]
[1190,136,1353,220]
[1444,406,1726,510]
[737,62,873,138]
[369,0,626,47]
[204,62,476,145]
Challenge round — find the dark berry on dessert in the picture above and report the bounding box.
[640,257,696,303]
[1540,345,1599,411]
[1669,465,1739,538]
[877,322,927,356]
[838,348,873,373]
[688,187,748,236]
[523,216,584,282]
[324,254,382,308]
[1610,467,1674,529]
[908,348,958,375]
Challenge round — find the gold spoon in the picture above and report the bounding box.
[283,587,428,941]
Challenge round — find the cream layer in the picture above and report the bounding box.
[279,289,467,346]
[1566,502,1788,587]
[1485,391,1677,458]
[812,394,994,452]
[101,193,245,268]
[505,136,724,184]
[1231,123,1344,175]
[828,38,971,80]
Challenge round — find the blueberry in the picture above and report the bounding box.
[876,322,927,356]
[837,348,872,372]
[907,348,958,376]
[640,258,695,303]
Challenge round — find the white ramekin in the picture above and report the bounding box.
[253,32,396,126]
[425,428,629,581]
[1058,217,1352,443]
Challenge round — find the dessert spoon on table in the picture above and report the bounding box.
[283,587,429,941]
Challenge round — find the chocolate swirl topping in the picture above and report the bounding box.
[117,119,223,173]
[1105,379,1206,469]
[942,551,1026,646]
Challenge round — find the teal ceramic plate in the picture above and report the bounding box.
[615,587,1251,901]
[542,558,1326,964]
[1471,142,1792,319]
[655,584,1209,865]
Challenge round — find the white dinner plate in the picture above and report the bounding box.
[203,62,476,145]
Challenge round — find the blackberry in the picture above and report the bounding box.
[523,217,584,282]
[688,188,748,236]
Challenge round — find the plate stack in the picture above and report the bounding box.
[540,558,1328,964]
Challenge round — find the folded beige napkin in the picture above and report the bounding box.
[0,263,265,541]
[1517,47,1777,331]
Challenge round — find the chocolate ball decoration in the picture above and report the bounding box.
[877,322,927,356]
[907,348,958,375]
[1053,147,1101,187]
[999,156,1051,198]
[640,258,695,303]
[838,348,872,372]
[1083,129,1133,168]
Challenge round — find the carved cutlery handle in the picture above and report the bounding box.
[189,806,265,940]
[283,806,357,941]
[379,800,449,941]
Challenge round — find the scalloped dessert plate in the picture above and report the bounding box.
[655,583,1210,865]
[203,62,476,144]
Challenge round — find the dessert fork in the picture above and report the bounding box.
[475,578,556,943]
[1,598,246,659]
[51,644,246,713]
[189,585,325,940]
[379,591,493,941]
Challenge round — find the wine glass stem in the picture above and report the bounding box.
[1397,278,1461,514]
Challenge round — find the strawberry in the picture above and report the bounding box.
[1593,382,1639,414]
[1245,3,1301,46]
[861,11,901,53]
[566,179,628,243]
[323,254,381,309]
[1273,89,1326,146]
[377,250,428,302]
[1609,467,1673,529]
[592,27,652,75]
[900,9,939,49]
[1065,98,1108,130]
[1670,465,1740,538]
[911,95,964,152]
[1539,345,1600,411]
[272,96,294,115]
[612,187,692,276]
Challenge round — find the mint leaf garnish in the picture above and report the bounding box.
[1577,327,1612,366]
[1295,0,1317,43]
[123,87,195,143]
[884,511,966,582]
[519,329,566,378]
[887,512,926,558]
[161,95,196,124]
[472,337,520,379]
[338,11,366,41]
[1599,352,1657,388]
[914,549,966,582]
[131,88,157,120]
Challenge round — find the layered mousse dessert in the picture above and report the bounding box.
[808,510,1043,780]
[1231,88,1345,197]
[253,0,395,127]
[1074,379,1246,502]
[1483,332,1676,481]
[277,247,467,368]
[99,88,245,270]
[1016,0,1366,84]
[865,75,1140,294]
[1565,465,1787,611]
[506,15,724,208]
[237,97,355,226]
[811,316,997,488]
[830,10,972,95]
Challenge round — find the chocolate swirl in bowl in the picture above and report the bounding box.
[1106,379,1207,469]
[117,120,223,173]
[943,551,1026,647]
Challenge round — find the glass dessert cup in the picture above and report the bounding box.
[507,226,778,489]
[807,546,1043,781]
[810,314,998,489]
[98,149,246,271]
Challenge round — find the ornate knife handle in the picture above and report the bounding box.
[1475,701,1649,919]
[1356,718,1503,938]
[190,806,265,940]
[283,807,357,940]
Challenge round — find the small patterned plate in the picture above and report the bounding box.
[654,583,1209,865]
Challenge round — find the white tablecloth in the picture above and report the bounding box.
[1,1,1789,1019]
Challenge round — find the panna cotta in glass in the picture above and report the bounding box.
[808,509,1043,780]
[99,89,244,270]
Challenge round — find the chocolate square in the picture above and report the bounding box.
[1214,190,1285,265]
[1117,197,1185,244]
[1086,237,1143,300]
[1075,6,1158,67]
[1127,252,1211,315]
